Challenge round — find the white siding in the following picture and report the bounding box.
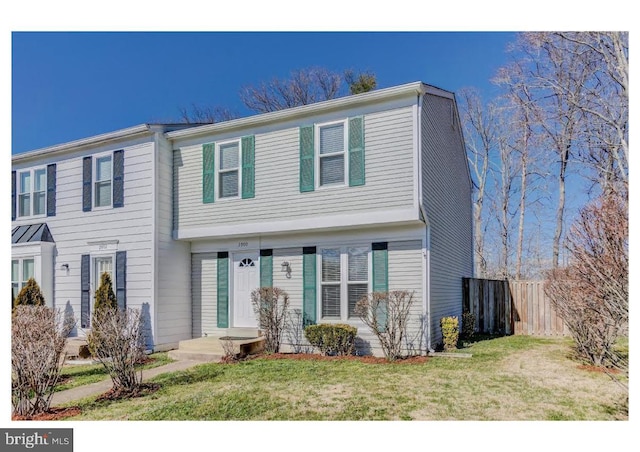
[12,137,156,340]
[421,93,474,346]
[155,136,192,346]
[173,106,416,233]
[273,248,308,352]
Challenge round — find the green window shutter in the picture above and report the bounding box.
[217,252,229,328]
[203,143,215,203]
[372,242,388,329]
[299,126,315,192]
[302,246,317,326]
[260,249,273,287]
[349,116,365,186]
[241,135,255,199]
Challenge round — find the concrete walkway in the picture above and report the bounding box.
[51,359,209,406]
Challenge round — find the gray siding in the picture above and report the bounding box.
[173,106,415,233]
[156,136,192,346]
[191,253,217,336]
[421,93,474,345]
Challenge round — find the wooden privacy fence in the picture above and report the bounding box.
[462,278,568,336]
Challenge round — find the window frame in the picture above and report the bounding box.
[216,139,242,200]
[315,119,348,189]
[318,244,370,321]
[17,167,47,218]
[93,152,114,209]
[12,257,35,301]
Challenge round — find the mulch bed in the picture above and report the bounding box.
[245,353,429,364]
[577,364,621,374]
[12,406,82,421]
[95,383,161,402]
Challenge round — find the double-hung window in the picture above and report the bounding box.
[320,246,369,320]
[317,120,347,187]
[11,257,35,301]
[94,155,113,208]
[18,168,46,217]
[218,141,240,198]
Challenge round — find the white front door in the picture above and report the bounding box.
[233,252,259,328]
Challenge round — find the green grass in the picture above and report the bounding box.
[57,352,173,391]
[62,336,628,420]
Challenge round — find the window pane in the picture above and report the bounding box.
[19,194,31,216]
[19,172,30,194]
[219,142,239,170]
[320,155,344,185]
[322,249,341,282]
[12,284,19,302]
[95,180,112,206]
[34,168,46,191]
[219,170,239,198]
[12,260,19,282]
[96,156,112,181]
[34,192,46,215]
[23,259,34,281]
[96,257,113,280]
[320,123,344,155]
[348,283,369,318]
[322,285,341,318]
[348,247,368,281]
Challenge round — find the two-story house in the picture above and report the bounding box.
[11,81,473,356]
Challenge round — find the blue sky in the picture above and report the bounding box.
[11,31,516,153]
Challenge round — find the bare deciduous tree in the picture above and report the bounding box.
[240,66,377,113]
[178,104,239,124]
[545,192,627,375]
[12,306,74,417]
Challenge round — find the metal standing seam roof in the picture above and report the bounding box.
[11,223,55,244]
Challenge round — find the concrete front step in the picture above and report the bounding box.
[65,338,91,359]
[169,335,265,362]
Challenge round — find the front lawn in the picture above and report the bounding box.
[63,336,628,420]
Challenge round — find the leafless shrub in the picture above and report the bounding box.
[355,291,415,361]
[251,287,290,353]
[545,193,628,372]
[285,309,312,354]
[220,338,238,362]
[87,307,145,394]
[11,305,74,417]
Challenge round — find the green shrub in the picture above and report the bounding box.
[461,311,476,340]
[304,324,357,356]
[14,278,45,307]
[440,316,459,351]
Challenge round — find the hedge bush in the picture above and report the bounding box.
[461,311,476,340]
[14,278,45,308]
[303,323,357,356]
[440,316,459,351]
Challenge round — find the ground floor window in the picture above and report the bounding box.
[11,257,35,301]
[320,246,369,320]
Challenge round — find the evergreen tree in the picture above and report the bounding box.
[14,278,45,307]
[94,272,118,313]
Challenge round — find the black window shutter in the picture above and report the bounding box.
[82,157,92,212]
[11,171,16,221]
[81,254,90,328]
[116,251,126,310]
[47,164,56,217]
[113,150,124,208]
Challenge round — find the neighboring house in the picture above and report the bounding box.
[11,81,473,355]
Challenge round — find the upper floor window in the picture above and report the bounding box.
[94,155,113,208]
[218,141,240,199]
[299,116,364,193]
[18,168,46,217]
[317,121,347,187]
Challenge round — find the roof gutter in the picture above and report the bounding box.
[166,81,428,141]
[12,124,153,163]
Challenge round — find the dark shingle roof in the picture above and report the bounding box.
[12,223,55,244]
